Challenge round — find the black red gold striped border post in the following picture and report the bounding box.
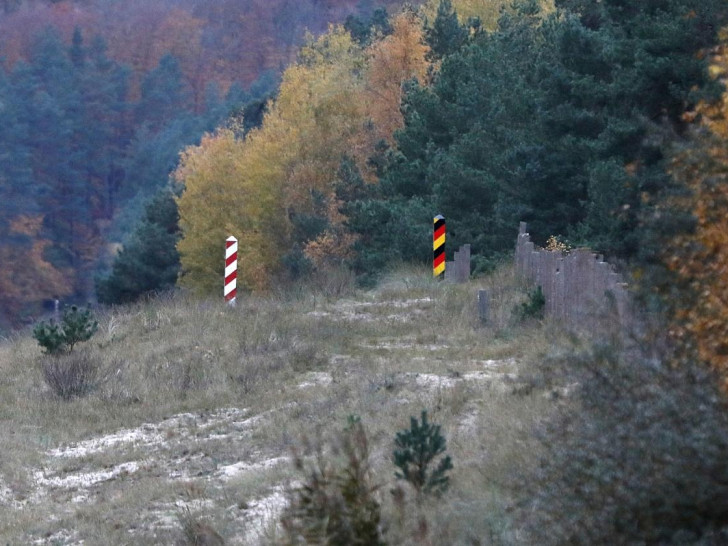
[433,215,445,279]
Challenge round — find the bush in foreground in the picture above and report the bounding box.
[41,350,98,400]
[280,417,385,545]
[518,341,728,545]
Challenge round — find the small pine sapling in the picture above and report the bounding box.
[32,321,66,354]
[33,305,98,354]
[59,305,98,351]
[393,410,453,497]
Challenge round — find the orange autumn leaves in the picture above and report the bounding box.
[667,29,728,386]
[0,215,72,323]
[175,14,430,293]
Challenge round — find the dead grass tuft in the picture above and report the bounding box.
[40,349,99,400]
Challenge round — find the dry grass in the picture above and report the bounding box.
[0,263,564,545]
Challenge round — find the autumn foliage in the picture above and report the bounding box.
[0,0,412,96]
[174,18,431,294]
[363,11,431,148]
[0,0,416,327]
[666,29,728,387]
[0,216,72,328]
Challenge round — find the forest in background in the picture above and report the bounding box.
[171,0,728,384]
[4,0,728,390]
[0,0,414,330]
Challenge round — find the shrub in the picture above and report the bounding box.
[514,285,545,321]
[289,343,328,373]
[545,235,571,253]
[41,350,98,399]
[33,305,98,354]
[393,410,452,498]
[177,508,225,546]
[517,341,728,544]
[280,417,385,545]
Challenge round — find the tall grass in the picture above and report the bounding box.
[0,264,561,545]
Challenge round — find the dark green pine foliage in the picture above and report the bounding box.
[393,410,453,497]
[69,27,85,68]
[553,0,727,257]
[346,0,726,279]
[0,65,34,226]
[33,304,98,354]
[53,305,98,352]
[0,27,131,324]
[73,32,130,220]
[11,28,129,278]
[135,54,192,132]
[426,0,468,60]
[336,154,432,284]
[96,190,180,305]
[120,116,198,204]
[62,29,131,229]
[347,4,552,274]
[344,13,372,45]
[225,70,279,135]
[32,320,66,355]
[344,6,392,46]
[368,7,392,38]
[14,28,90,272]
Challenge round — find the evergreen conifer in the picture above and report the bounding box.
[96,190,180,305]
[393,410,453,497]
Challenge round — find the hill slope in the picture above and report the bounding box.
[0,266,551,544]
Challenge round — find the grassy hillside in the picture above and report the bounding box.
[0,265,559,544]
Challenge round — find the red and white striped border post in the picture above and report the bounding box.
[224,236,237,306]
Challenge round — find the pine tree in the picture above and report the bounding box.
[96,190,180,305]
[345,6,393,46]
[0,65,34,224]
[136,54,192,132]
[76,33,130,220]
[348,0,727,280]
[33,304,98,354]
[426,0,467,60]
[69,26,85,68]
[15,27,93,280]
[393,410,453,497]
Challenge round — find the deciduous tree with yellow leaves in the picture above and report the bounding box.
[175,27,368,293]
[175,128,286,294]
[665,29,728,387]
[175,14,436,293]
[363,10,430,148]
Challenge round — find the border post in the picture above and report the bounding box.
[224,236,237,306]
[434,215,445,279]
